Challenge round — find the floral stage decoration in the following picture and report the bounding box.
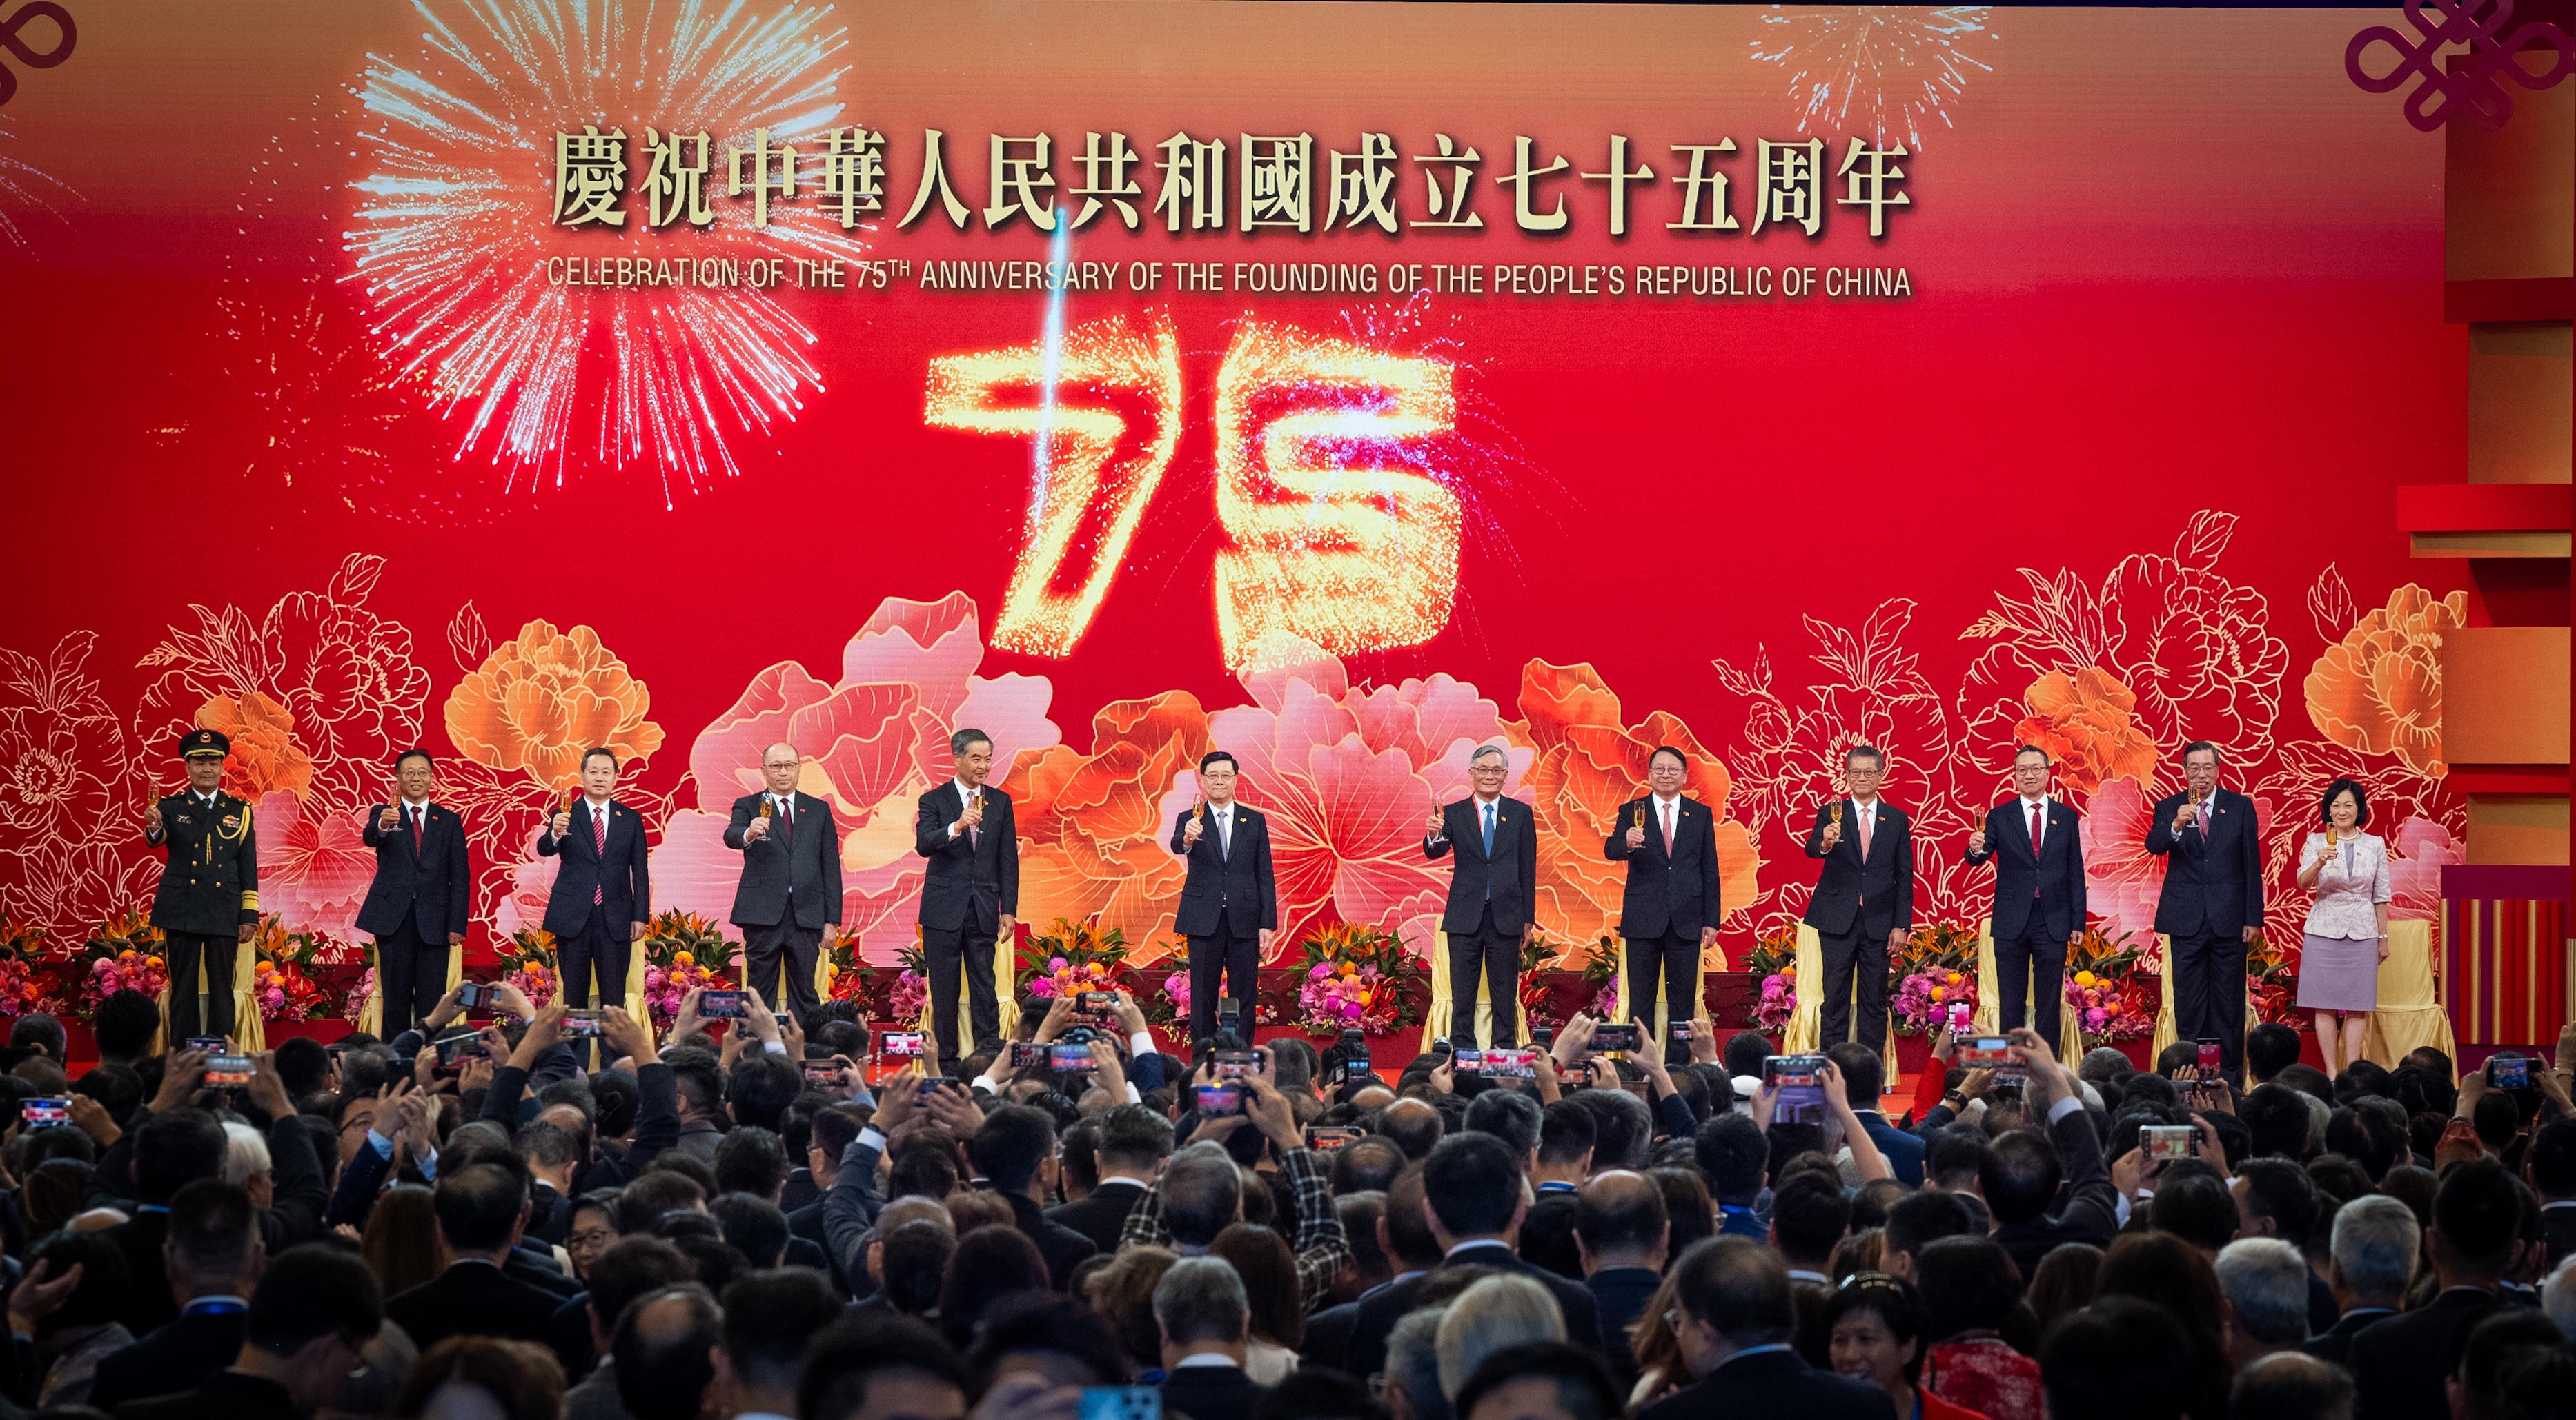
[80,906,168,1012]
[0,919,64,1018]
[1890,923,1980,1036]
[2063,929,2159,1045]
[821,934,869,1005]
[2245,930,2304,1026]
[1576,933,1620,1020]
[247,916,338,1022]
[641,911,736,1027]
[1742,929,1799,1034]
[1017,916,1132,1003]
[1135,940,1188,1029]
[494,928,560,1012]
[889,939,930,1025]
[1516,931,1566,1033]
[1289,923,1422,1036]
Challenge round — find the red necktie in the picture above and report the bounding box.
[778,798,794,847]
[591,805,607,905]
[2029,802,2043,898]
[410,806,423,854]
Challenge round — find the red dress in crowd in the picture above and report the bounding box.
[1921,1334,2043,1420]
[1920,1384,1996,1420]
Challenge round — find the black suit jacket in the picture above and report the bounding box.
[1635,1348,1891,1420]
[1170,805,1277,937]
[1045,1180,1147,1256]
[2546,1203,2576,1269]
[1427,796,1538,934]
[98,1211,175,1337]
[86,1308,246,1412]
[1586,1265,1662,1392]
[723,791,843,929]
[2302,1306,2395,1370]
[2144,787,2265,938]
[1160,1362,1270,1420]
[115,1370,299,1420]
[358,801,473,941]
[1990,1101,2121,1279]
[1345,1272,1430,1379]
[1437,1242,1603,1354]
[1802,799,1914,938]
[1606,795,1724,939]
[1964,798,2087,942]
[786,1199,852,1295]
[914,783,1017,932]
[1299,1299,1362,1372]
[2350,1288,2504,1420]
[536,799,651,935]
[999,1190,1097,1289]
[386,1261,567,1352]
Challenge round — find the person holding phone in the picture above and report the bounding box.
[357,748,473,1037]
[2144,741,2265,1087]
[2294,778,2392,1077]
[724,741,844,1034]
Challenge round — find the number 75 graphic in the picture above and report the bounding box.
[925,313,1463,668]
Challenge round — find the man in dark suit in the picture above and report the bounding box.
[536,747,652,1034]
[1979,1030,2119,1278]
[1963,744,2087,1042]
[1822,1042,1925,1187]
[2349,1159,2521,1420]
[1046,1104,1172,1255]
[143,728,259,1043]
[1154,1256,1271,1420]
[1171,751,1277,1047]
[114,1245,383,1420]
[1342,1167,1447,1379]
[912,728,1016,1061]
[1425,744,1540,1049]
[2306,1193,2417,1369]
[1802,744,1914,1051]
[2533,1118,2576,1268]
[2143,740,2266,1085]
[382,1158,565,1351]
[724,741,843,1031]
[88,1178,264,1412]
[1573,1170,1669,1394]
[1635,1237,1889,1420]
[968,1104,1097,1288]
[1604,746,1723,1046]
[1418,1132,1602,1352]
[356,748,473,1037]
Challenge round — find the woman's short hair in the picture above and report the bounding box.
[2320,777,2371,828]
[1822,1272,1929,1383]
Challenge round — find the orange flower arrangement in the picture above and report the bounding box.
[2304,585,2464,777]
[196,691,315,800]
[443,618,665,789]
[2012,668,2158,796]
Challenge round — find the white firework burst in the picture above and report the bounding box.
[1752,6,1997,150]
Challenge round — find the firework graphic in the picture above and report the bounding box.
[1751,6,1997,150]
[345,0,868,505]
[0,114,74,248]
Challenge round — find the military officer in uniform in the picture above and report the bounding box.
[141,728,258,1041]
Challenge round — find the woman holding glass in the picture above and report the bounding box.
[2296,776,2392,1076]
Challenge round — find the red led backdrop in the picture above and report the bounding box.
[0,3,2470,1004]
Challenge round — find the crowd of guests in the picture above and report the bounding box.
[0,982,2568,1420]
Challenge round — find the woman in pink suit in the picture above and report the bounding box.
[2294,777,2392,1076]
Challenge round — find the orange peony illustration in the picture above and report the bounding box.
[444,619,665,790]
[197,692,314,801]
[1008,691,1214,958]
[1513,661,1762,945]
[2012,668,2157,796]
[2304,585,2464,778]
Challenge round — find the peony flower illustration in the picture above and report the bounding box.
[197,691,315,801]
[1512,660,1762,944]
[2078,776,2169,944]
[2095,515,2288,757]
[651,595,1060,964]
[2305,585,2465,778]
[0,633,153,940]
[1007,691,1211,959]
[2385,814,2464,921]
[253,790,374,943]
[444,618,666,791]
[2012,668,2157,797]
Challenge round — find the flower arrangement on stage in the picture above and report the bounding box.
[247,916,337,1023]
[342,965,376,1023]
[1290,923,1422,1036]
[1889,924,1980,1036]
[1130,941,1188,1029]
[79,906,168,1011]
[1742,930,1800,1034]
[2063,929,2158,1044]
[889,940,930,1025]
[1517,932,1566,1033]
[494,929,560,1012]
[0,919,63,1019]
[2244,930,2303,1026]
[1577,934,1621,1020]
[641,911,736,1028]
[1017,917,1132,1003]
[821,934,869,1005]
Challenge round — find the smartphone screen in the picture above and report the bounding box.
[882,1031,925,1058]
[1764,1054,1827,1123]
[1590,1023,1643,1053]
[2143,1125,2196,1162]
[700,989,744,1019]
[455,982,489,1010]
[1304,1125,1362,1151]
[2491,1055,2532,1089]
[1212,1050,1256,1082]
[1050,1042,1095,1069]
[1947,1002,1972,1029]
[1010,1042,1052,1070]
[205,1054,255,1087]
[1195,1083,1244,1116]
[1077,1387,1163,1420]
[185,1036,226,1053]
[2196,1038,2223,1073]
[562,1009,605,1037]
[1078,991,1119,1015]
[802,1062,843,1085]
[21,1098,69,1125]
[1958,1036,2016,1069]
